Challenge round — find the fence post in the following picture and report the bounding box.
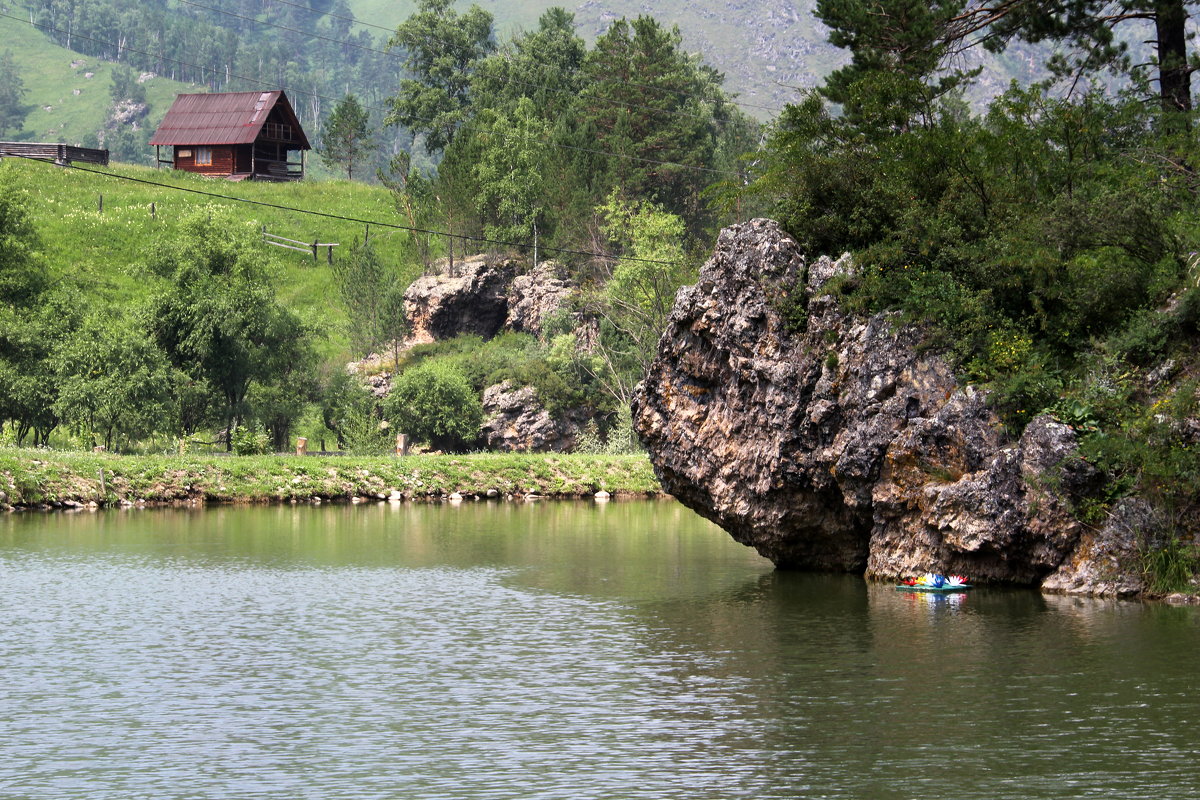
[327,245,333,265]
[395,434,409,457]
[312,240,318,262]
[295,436,307,456]
[98,193,103,213]
[150,201,156,220]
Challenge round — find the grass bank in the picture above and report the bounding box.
[0,449,661,509]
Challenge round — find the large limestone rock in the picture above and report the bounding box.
[481,382,581,452]
[506,261,575,336]
[632,218,1142,595]
[404,256,517,343]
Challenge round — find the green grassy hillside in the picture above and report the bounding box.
[0,14,201,146]
[7,157,425,359]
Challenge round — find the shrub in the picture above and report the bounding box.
[384,361,482,452]
[231,424,271,455]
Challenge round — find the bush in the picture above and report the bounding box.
[384,361,482,452]
[231,424,271,455]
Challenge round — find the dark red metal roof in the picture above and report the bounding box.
[149,90,310,149]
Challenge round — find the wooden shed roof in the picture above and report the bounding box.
[149,90,310,149]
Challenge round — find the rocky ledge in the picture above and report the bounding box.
[632,219,1144,596]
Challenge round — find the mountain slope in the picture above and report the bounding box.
[0,14,201,146]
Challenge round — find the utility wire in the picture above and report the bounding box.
[8,153,685,267]
[257,0,785,116]
[0,11,745,178]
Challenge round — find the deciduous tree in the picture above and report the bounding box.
[144,207,314,448]
[385,0,495,156]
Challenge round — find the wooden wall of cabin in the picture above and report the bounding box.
[173,145,236,175]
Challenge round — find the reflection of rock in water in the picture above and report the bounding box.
[634,219,1143,597]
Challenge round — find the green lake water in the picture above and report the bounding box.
[1,500,1198,799]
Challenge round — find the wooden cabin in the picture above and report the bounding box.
[149,90,310,181]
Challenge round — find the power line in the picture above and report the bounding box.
[0,11,745,179]
[258,0,785,117]
[7,153,686,268]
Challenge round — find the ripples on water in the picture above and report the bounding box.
[1,503,1198,799]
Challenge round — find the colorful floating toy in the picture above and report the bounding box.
[896,573,972,592]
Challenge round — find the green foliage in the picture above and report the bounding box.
[0,48,30,137]
[574,419,604,455]
[749,79,1197,432]
[330,239,408,360]
[603,405,640,455]
[472,97,547,245]
[0,166,64,447]
[397,331,598,420]
[385,0,496,155]
[0,448,660,505]
[383,360,483,452]
[0,166,47,306]
[577,16,734,226]
[319,370,390,454]
[816,0,977,130]
[54,313,174,451]
[109,65,146,106]
[975,0,1191,113]
[143,207,316,445]
[1141,536,1200,595]
[586,192,695,402]
[320,94,375,181]
[230,424,271,456]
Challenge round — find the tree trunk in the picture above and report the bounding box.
[1154,0,1191,113]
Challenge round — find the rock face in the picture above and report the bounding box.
[404,256,517,343]
[632,219,1143,596]
[481,382,581,452]
[506,261,575,336]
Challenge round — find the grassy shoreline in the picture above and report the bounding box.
[0,449,662,510]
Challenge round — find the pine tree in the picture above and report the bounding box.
[952,0,1192,113]
[816,0,975,130]
[576,17,727,225]
[320,94,374,180]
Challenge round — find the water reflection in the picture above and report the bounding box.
[1,503,1198,799]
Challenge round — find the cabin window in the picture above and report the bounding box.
[195,146,212,166]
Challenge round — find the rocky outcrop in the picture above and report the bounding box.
[633,218,1141,596]
[506,261,575,336]
[481,382,582,452]
[404,256,517,343]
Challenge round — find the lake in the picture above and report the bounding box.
[2,501,1198,799]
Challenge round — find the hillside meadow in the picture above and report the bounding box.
[7,157,430,359]
[0,14,200,146]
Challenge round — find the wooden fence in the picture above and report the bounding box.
[262,226,339,263]
[0,141,109,166]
